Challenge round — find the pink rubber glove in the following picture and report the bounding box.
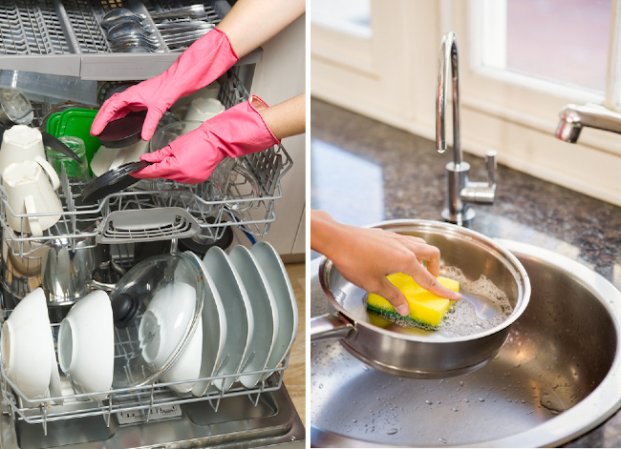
[91,28,238,141]
[133,96,279,184]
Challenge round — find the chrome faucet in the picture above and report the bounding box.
[556,103,621,142]
[436,32,496,225]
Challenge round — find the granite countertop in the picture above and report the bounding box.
[310,99,621,447]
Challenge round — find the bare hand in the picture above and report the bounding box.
[312,211,460,315]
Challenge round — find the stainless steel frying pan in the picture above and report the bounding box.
[310,220,531,378]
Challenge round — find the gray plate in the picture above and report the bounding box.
[251,242,298,378]
[202,247,253,392]
[228,245,278,388]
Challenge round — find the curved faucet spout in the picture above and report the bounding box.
[436,31,462,165]
[435,32,496,226]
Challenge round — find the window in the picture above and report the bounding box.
[311,0,372,38]
[311,0,621,206]
[474,0,611,94]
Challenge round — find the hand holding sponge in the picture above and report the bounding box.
[367,273,460,329]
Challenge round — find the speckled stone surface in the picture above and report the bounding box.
[310,99,621,447]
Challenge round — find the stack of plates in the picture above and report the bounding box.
[178,242,298,394]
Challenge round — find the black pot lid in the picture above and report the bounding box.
[98,110,147,148]
[80,160,151,204]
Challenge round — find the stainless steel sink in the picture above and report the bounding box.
[310,239,621,447]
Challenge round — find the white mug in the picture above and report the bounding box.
[185,98,225,122]
[0,125,47,175]
[2,159,62,235]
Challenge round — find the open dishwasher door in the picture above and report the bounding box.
[0,385,304,449]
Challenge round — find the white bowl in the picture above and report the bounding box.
[1,288,52,401]
[139,281,197,371]
[58,290,113,400]
[90,140,148,177]
[185,97,225,122]
[229,245,278,388]
[250,242,298,379]
[202,247,253,392]
[48,336,63,404]
[160,315,203,394]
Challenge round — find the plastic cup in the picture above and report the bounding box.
[47,136,90,181]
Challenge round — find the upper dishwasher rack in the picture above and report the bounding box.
[0,71,293,249]
[0,1,260,80]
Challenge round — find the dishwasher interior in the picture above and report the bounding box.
[0,1,304,448]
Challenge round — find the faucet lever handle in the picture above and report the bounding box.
[485,150,497,187]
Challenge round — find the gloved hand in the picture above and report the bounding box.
[133,96,279,184]
[91,28,238,141]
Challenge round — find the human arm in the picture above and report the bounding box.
[218,0,305,59]
[91,0,305,140]
[133,93,304,183]
[258,93,305,138]
[311,210,460,316]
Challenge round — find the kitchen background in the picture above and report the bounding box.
[311,0,621,447]
[312,0,620,207]
[0,1,305,448]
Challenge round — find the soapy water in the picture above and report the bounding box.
[366,266,513,339]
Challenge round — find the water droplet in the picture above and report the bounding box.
[478,397,485,402]
[318,383,324,389]
[425,399,433,405]
[459,380,464,387]
[387,427,399,435]
[352,419,358,423]
[452,407,459,412]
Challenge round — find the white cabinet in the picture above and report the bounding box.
[251,16,306,258]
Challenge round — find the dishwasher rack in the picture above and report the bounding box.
[0,0,250,80]
[0,70,293,252]
[0,315,288,434]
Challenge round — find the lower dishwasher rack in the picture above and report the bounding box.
[0,70,293,250]
[0,316,289,434]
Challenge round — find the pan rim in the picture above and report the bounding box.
[318,219,531,344]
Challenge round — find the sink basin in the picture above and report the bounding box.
[311,239,621,447]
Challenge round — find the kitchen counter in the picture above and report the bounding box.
[310,99,621,447]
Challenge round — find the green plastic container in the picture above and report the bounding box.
[45,108,101,165]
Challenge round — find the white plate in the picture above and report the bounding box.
[191,257,227,397]
[202,247,253,392]
[229,245,279,388]
[250,242,298,379]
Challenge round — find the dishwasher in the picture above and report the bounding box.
[0,1,304,448]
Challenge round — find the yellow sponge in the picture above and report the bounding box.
[367,273,460,329]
